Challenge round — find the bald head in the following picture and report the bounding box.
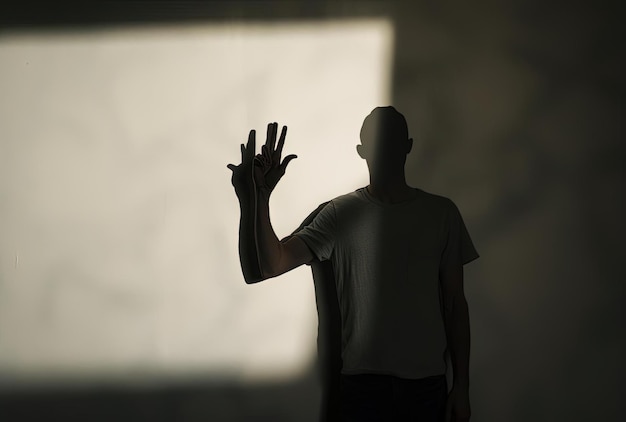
[357,106,412,168]
[360,106,409,149]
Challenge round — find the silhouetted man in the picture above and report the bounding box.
[228,106,479,421]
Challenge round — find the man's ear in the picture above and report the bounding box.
[407,138,413,154]
[356,144,366,159]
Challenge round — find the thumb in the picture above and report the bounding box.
[227,164,236,171]
[280,154,297,173]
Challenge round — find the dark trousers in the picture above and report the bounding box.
[339,373,448,422]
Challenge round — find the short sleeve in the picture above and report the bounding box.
[292,201,336,262]
[440,199,479,270]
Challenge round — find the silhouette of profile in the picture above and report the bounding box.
[229,106,479,421]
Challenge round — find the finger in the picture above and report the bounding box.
[245,130,256,162]
[227,164,236,171]
[267,122,277,153]
[253,156,262,166]
[265,123,273,151]
[240,143,245,162]
[279,154,297,173]
[272,122,279,152]
[254,155,266,169]
[275,125,287,159]
[262,145,270,161]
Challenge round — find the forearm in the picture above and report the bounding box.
[235,188,263,283]
[444,295,471,388]
[229,122,297,281]
[254,187,283,278]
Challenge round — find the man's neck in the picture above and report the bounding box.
[366,177,414,204]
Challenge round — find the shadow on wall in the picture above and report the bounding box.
[394,2,624,421]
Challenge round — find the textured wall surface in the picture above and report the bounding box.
[392,3,624,420]
[0,1,623,421]
[0,20,391,379]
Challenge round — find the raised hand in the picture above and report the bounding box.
[253,122,297,194]
[227,129,256,197]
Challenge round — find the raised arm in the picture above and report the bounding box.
[227,129,262,283]
[227,122,313,284]
[253,122,313,280]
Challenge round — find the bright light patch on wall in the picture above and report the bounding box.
[0,20,393,385]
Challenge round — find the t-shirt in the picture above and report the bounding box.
[285,202,342,419]
[294,187,479,379]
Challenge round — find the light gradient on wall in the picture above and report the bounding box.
[0,20,393,385]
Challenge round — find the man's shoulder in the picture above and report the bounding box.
[329,188,367,206]
[333,188,363,200]
[328,187,455,212]
[410,188,459,219]
[290,190,358,232]
[322,187,457,214]
[414,188,453,206]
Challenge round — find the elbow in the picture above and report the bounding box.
[243,266,276,284]
[257,265,281,282]
[244,242,287,284]
[244,275,262,284]
[241,265,266,284]
[256,247,284,281]
[243,269,270,284]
